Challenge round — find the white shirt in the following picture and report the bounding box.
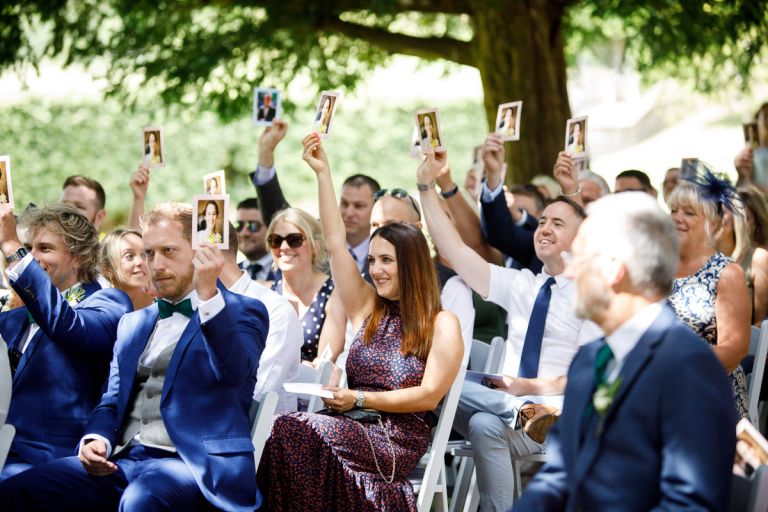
[486,264,603,379]
[81,289,225,457]
[347,240,369,273]
[604,302,664,384]
[441,275,475,367]
[229,271,302,412]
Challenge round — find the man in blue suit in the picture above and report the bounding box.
[0,203,269,511]
[515,193,737,511]
[0,204,132,479]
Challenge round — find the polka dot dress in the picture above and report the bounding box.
[272,276,334,361]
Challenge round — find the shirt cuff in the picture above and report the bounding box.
[5,252,35,283]
[79,434,113,459]
[515,209,529,226]
[481,181,504,203]
[251,165,276,186]
[198,290,225,323]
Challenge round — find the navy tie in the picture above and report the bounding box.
[246,263,263,280]
[518,277,556,378]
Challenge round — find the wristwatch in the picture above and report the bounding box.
[355,390,365,408]
[5,247,28,266]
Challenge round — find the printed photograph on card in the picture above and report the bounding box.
[564,116,587,159]
[313,91,340,137]
[744,122,759,149]
[734,418,768,477]
[253,88,281,126]
[415,108,444,153]
[203,170,226,195]
[495,101,522,141]
[0,155,14,209]
[192,195,229,249]
[142,127,165,167]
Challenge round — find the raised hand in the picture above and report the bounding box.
[481,134,506,189]
[192,242,225,301]
[735,146,754,185]
[129,163,151,200]
[302,132,331,176]
[0,204,22,257]
[553,151,579,195]
[417,147,448,186]
[258,119,289,168]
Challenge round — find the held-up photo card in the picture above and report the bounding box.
[253,87,281,126]
[192,195,230,250]
[744,122,759,149]
[0,155,14,209]
[734,418,768,477]
[203,170,226,195]
[142,127,165,167]
[680,158,699,180]
[313,91,341,138]
[495,101,522,141]
[415,108,445,153]
[564,116,588,160]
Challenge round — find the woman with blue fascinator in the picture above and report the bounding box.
[667,162,750,417]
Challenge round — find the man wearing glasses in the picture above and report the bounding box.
[236,198,273,281]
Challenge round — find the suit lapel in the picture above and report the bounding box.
[571,307,672,488]
[12,309,43,381]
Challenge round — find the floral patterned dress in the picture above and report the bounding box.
[667,252,749,418]
[257,303,433,511]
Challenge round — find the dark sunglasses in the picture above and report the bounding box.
[374,188,421,221]
[267,232,306,249]
[236,220,264,232]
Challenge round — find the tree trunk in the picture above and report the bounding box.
[470,0,571,186]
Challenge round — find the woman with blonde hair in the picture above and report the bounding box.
[100,228,153,310]
[265,207,346,364]
[667,169,751,417]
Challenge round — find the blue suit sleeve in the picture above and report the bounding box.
[12,260,132,357]
[652,346,737,511]
[480,192,542,272]
[199,291,269,387]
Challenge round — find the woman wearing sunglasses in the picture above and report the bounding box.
[257,133,463,510]
[264,207,346,365]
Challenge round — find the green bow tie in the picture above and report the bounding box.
[27,310,35,325]
[156,298,194,319]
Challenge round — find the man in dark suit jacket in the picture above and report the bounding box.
[256,94,276,122]
[0,204,132,480]
[0,203,269,511]
[515,192,737,511]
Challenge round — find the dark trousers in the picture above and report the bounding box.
[0,445,217,511]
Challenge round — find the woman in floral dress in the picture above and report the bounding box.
[667,175,750,417]
[257,133,464,511]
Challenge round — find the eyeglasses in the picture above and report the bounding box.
[236,220,264,233]
[374,188,421,221]
[267,232,306,249]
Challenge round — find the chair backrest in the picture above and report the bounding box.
[295,360,334,413]
[0,337,11,425]
[416,365,467,511]
[730,465,768,512]
[748,320,768,424]
[250,391,278,470]
[483,336,506,374]
[469,340,490,372]
[0,423,15,472]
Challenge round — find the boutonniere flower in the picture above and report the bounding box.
[592,378,622,417]
[64,285,86,306]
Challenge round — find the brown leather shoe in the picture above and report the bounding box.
[518,404,560,444]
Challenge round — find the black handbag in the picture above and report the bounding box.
[317,407,382,423]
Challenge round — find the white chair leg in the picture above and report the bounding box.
[513,458,523,498]
[463,469,480,512]
[450,457,474,512]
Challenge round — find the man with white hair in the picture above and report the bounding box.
[516,192,737,511]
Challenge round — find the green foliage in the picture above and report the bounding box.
[1,95,486,227]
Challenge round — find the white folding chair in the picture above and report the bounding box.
[469,340,490,372]
[730,465,768,512]
[250,391,278,470]
[449,336,505,512]
[0,423,15,471]
[410,364,467,512]
[0,337,12,425]
[294,360,334,413]
[747,321,768,426]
